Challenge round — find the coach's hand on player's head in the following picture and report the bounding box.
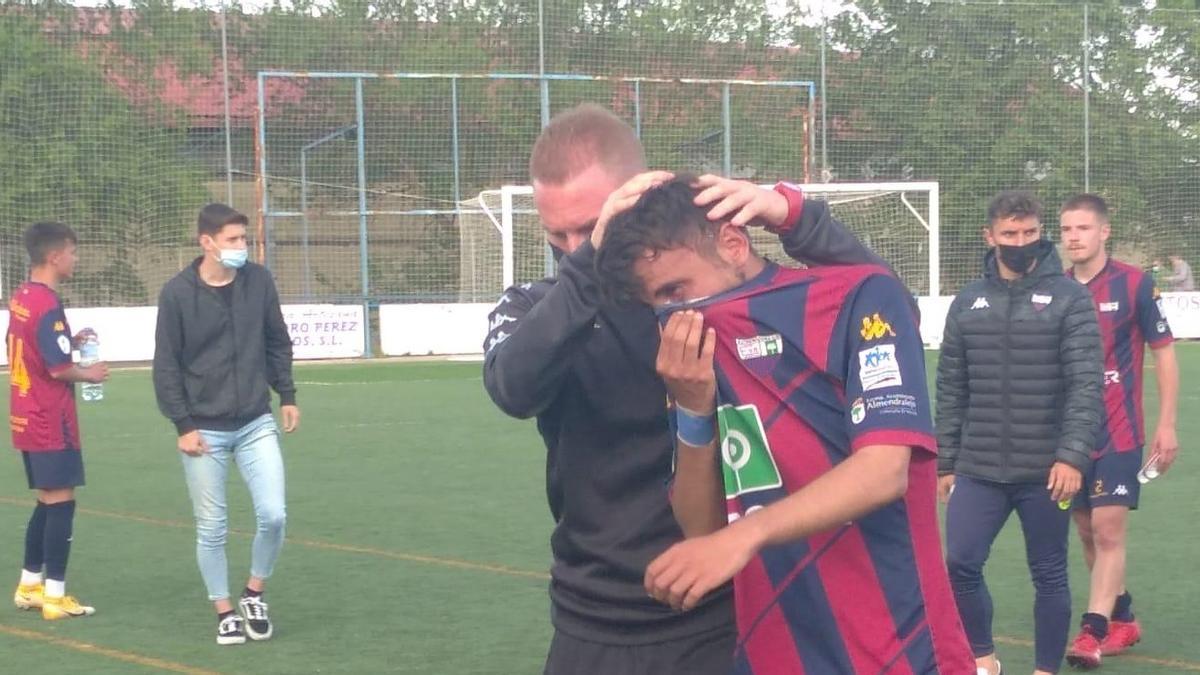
[178,430,208,457]
[1046,461,1083,502]
[692,174,789,230]
[590,170,675,249]
[645,525,758,612]
[280,404,301,433]
[657,310,717,414]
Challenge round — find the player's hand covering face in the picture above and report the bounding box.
[657,310,717,414]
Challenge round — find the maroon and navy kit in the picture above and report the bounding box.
[679,263,973,675]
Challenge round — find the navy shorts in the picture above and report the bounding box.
[1074,448,1141,511]
[20,450,85,490]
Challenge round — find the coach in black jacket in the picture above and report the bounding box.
[936,191,1102,675]
[482,104,890,675]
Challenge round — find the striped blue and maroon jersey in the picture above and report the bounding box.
[1070,259,1173,456]
[8,281,79,452]
[680,263,973,675]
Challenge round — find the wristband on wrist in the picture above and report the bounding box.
[675,404,717,448]
[770,182,805,235]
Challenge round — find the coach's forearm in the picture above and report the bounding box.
[670,441,727,538]
[729,444,911,551]
[1153,343,1179,428]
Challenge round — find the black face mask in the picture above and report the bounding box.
[996,239,1048,275]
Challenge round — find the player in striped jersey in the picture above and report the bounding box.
[596,177,975,675]
[1060,194,1179,669]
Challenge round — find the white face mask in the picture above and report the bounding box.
[219,247,248,269]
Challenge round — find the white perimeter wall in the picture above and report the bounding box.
[2,294,1197,362]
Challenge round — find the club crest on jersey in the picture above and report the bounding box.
[859,313,896,341]
[1031,293,1053,310]
[735,334,783,361]
[858,344,902,391]
[850,397,866,425]
[53,321,65,331]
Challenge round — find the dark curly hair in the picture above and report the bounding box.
[594,175,720,304]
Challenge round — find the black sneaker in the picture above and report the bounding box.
[217,613,246,646]
[238,594,273,641]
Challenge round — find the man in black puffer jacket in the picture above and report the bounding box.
[935,191,1103,675]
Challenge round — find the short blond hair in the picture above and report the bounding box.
[529,103,646,184]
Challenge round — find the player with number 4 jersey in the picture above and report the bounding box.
[9,222,109,621]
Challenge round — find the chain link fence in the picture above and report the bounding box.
[1,1,1196,306]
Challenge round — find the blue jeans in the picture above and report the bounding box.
[181,414,286,602]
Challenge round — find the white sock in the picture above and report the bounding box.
[19,569,43,586]
[44,579,65,598]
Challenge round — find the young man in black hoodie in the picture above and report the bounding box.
[483,104,889,675]
[153,204,299,646]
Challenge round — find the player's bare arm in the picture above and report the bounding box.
[1150,342,1179,473]
[657,310,725,538]
[49,363,109,384]
[645,443,912,611]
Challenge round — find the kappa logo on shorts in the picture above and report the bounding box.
[1113,484,1130,497]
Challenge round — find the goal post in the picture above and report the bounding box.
[458,181,940,302]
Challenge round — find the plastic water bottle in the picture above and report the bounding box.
[79,331,103,402]
[1136,453,1162,484]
